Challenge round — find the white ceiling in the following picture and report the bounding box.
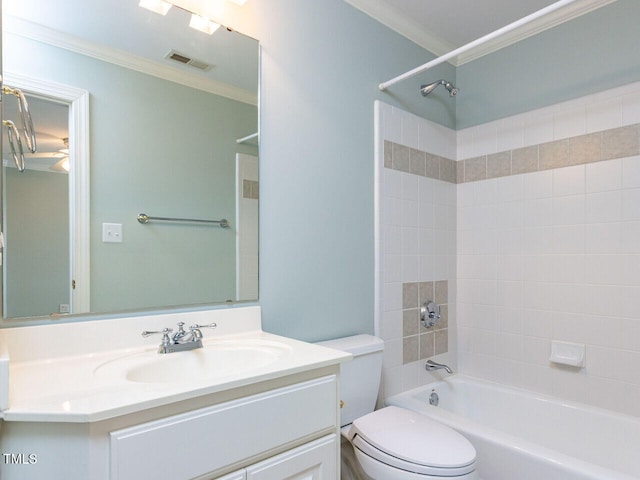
[345,0,616,65]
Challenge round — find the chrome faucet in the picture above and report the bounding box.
[142,322,217,354]
[425,359,453,374]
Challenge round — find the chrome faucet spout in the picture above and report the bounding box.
[143,322,217,354]
[425,359,453,374]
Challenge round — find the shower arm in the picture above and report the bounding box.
[378,0,583,91]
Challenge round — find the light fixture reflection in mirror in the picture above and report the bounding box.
[189,14,221,35]
[2,0,259,323]
[138,0,173,16]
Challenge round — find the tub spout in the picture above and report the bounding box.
[425,360,453,374]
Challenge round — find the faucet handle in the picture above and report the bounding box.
[191,322,217,329]
[189,322,217,340]
[142,327,173,346]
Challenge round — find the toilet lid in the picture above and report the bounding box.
[348,406,476,476]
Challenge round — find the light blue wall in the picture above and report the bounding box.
[252,0,455,341]
[456,0,640,129]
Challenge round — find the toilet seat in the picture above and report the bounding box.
[347,406,476,477]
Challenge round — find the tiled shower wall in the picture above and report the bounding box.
[457,82,640,416]
[376,80,640,416]
[376,102,457,400]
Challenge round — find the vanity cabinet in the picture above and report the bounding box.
[1,373,340,480]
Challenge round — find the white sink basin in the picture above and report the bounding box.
[94,339,293,384]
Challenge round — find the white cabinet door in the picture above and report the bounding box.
[246,435,337,480]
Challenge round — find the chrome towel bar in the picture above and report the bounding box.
[137,213,230,228]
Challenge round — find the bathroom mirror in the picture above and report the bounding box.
[1,0,259,322]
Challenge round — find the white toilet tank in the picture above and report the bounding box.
[317,334,384,427]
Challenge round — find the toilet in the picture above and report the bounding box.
[318,335,477,480]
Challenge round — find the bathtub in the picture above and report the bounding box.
[386,375,640,480]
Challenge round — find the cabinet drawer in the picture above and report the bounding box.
[110,375,337,480]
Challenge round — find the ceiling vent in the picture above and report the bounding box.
[165,50,213,71]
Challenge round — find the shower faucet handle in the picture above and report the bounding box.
[420,301,441,328]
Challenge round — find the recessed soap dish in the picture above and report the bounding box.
[550,340,585,367]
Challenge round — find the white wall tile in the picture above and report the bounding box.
[553,164,586,197]
[383,168,403,198]
[585,191,622,224]
[622,156,640,189]
[621,188,640,221]
[552,196,586,225]
[523,109,554,146]
[586,97,623,133]
[553,105,586,139]
[586,159,622,193]
[524,170,553,199]
[401,110,420,149]
[497,114,525,152]
[585,223,621,254]
[621,92,640,125]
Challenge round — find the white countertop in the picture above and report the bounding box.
[0,307,351,423]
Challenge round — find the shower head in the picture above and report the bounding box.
[420,80,459,97]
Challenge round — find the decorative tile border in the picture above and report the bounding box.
[384,140,457,184]
[242,179,259,199]
[459,123,640,183]
[401,280,448,364]
[384,123,640,185]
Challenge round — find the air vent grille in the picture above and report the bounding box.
[165,50,213,71]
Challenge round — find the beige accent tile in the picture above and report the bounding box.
[539,139,570,170]
[384,140,393,168]
[435,280,448,304]
[436,305,449,330]
[410,148,426,176]
[420,321,434,333]
[440,157,457,184]
[403,309,420,337]
[425,153,440,179]
[419,281,434,304]
[569,132,601,164]
[602,125,640,160]
[403,282,418,309]
[419,332,435,359]
[487,151,511,179]
[403,336,419,364]
[456,160,465,184]
[464,156,487,182]
[393,144,411,173]
[512,145,539,175]
[435,330,449,355]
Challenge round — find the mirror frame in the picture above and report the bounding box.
[2,72,90,319]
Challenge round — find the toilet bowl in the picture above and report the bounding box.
[317,335,477,480]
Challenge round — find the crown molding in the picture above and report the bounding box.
[344,0,616,66]
[4,16,258,106]
[344,0,454,58]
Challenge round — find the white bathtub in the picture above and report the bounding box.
[386,375,640,480]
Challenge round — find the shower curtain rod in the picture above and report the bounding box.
[378,0,583,91]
